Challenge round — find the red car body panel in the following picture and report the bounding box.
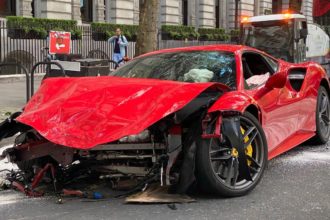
[17,76,227,149]
[16,45,330,159]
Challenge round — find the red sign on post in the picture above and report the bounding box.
[49,31,71,55]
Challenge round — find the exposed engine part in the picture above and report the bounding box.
[5,163,59,197]
[6,142,75,166]
[96,165,150,176]
[90,143,166,151]
[111,178,140,191]
[2,89,224,197]
[160,163,164,186]
[166,133,182,185]
[95,153,154,160]
[119,130,150,143]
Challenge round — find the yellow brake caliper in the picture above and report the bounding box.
[231,127,253,166]
[241,127,253,166]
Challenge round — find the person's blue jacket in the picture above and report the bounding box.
[108,35,128,57]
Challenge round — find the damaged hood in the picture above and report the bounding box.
[17,76,225,149]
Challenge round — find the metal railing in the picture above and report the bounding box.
[0,19,230,75]
[30,61,65,95]
[0,21,136,75]
[0,61,67,102]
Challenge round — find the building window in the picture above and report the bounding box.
[215,0,220,28]
[289,0,302,13]
[182,0,188,25]
[272,0,282,14]
[81,0,93,22]
[0,0,16,17]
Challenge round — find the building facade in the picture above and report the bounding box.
[0,0,315,28]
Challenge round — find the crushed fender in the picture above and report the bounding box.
[221,113,252,181]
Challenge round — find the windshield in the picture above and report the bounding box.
[111,51,237,88]
[242,20,294,61]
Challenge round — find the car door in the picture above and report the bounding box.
[242,52,301,151]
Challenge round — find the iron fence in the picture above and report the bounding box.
[0,19,229,75]
[0,20,136,74]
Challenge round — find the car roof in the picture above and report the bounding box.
[140,44,255,57]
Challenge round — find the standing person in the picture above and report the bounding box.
[108,28,128,64]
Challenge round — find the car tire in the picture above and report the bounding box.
[196,112,268,197]
[312,86,330,144]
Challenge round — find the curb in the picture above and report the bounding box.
[0,73,45,83]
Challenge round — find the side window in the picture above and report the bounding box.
[242,52,273,89]
[262,55,279,72]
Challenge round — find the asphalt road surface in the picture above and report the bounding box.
[0,80,329,220]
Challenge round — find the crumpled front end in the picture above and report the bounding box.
[0,76,230,197]
[16,76,227,149]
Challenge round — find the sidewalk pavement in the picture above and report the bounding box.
[0,73,45,83]
[0,74,43,121]
[0,108,20,121]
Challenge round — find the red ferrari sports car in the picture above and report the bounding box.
[1,45,329,197]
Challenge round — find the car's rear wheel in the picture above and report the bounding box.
[313,86,330,144]
[196,112,268,197]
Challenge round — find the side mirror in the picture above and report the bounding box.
[265,71,287,89]
[299,29,308,39]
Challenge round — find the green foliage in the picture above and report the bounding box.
[30,27,48,39]
[105,30,116,39]
[162,25,195,33]
[229,29,240,42]
[230,29,240,37]
[198,28,225,35]
[91,23,138,41]
[197,28,230,41]
[6,16,81,39]
[161,25,199,40]
[4,112,11,116]
[71,29,82,39]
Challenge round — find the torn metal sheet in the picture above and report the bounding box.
[16,76,227,149]
[125,185,195,204]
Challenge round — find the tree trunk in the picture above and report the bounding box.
[135,0,159,57]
